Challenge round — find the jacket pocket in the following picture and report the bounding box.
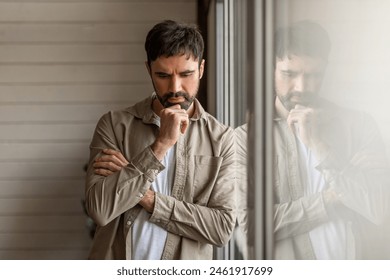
[190,155,223,205]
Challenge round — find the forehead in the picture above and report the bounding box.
[150,54,199,70]
[276,54,327,73]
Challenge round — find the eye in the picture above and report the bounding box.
[156,73,169,78]
[281,71,295,78]
[180,71,195,77]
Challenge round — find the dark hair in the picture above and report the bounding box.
[275,20,331,61]
[144,20,204,67]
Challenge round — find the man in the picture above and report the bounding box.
[236,20,389,259]
[85,20,236,260]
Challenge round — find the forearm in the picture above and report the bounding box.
[150,192,236,246]
[322,167,388,225]
[316,111,390,224]
[274,192,329,241]
[149,136,237,247]
[85,146,164,226]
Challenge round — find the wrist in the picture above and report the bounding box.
[150,140,169,161]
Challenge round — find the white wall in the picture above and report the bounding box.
[0,0,196,260]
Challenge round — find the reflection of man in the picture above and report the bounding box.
[237,20,389,259]
[85,20,236,259]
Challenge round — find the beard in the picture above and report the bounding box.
[156,91,196,110]
[278,91,319,111]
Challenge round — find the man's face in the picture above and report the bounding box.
[147,54,204,111]
[274,54,327,111]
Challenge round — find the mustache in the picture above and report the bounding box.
[287,92,319,104]
[163,91,190,100]
[158,91,194,110]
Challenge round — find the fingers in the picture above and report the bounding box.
[152,105,189,159]
[287,106,315,127]
[94,167,114,177]
[159,106,189,137]
[93,160,122,172]
[162,106,189,124]
[95,149,128,167]
[93,148,128,176]
[101,149,129,166]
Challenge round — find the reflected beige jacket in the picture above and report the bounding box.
[235,99,390,259]
[85,94,236,259]
[272,100,389,259]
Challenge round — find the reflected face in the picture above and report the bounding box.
[275,54,327,111]
[147,54,204,111]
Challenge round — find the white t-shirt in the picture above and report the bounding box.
[296,136,349,259]
[131,146,176,259]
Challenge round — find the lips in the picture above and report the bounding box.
[168,96,185,103]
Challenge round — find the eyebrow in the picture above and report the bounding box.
[154,69,196,75]
[281,69,298,73]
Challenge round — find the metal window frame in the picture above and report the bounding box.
[213,0,275,260]
[246,0,274,259]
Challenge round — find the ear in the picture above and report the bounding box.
[199,59,205,79]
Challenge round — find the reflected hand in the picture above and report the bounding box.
[287,105,322,149]
[93,149,129,176]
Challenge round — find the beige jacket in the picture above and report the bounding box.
[85,94,236,259]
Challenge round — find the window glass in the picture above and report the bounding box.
[271,0,390,259]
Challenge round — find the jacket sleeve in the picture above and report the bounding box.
[85,112,165,226]
[317,114,390,226]
[234,124,249,235]
[274,193,330,240]
[148,128,236,247]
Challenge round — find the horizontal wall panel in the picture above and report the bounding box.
[0,233,90,249]
[0,249,90,260]
[0,2,196,22]
[0,44,145,63]
[0,143,89,161]
[0,198,85,215]
[0,104,126,122]
[0,64,148,83]
[0,84,152,103]
[0,162,86,179]
[4,250,91,260]
[0,0,196,260]
[0,0,191,2]
[0,23,151,43]
[0,0,192,2]
[0,216,88,233]
[0,124,96,141]
[0,180,85,198]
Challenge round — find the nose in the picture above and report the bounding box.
[294,75,306,92]
[168,75,182,93]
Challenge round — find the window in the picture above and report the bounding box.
[211,0,390,260]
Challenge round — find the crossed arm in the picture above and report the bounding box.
[93,149,155,212]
